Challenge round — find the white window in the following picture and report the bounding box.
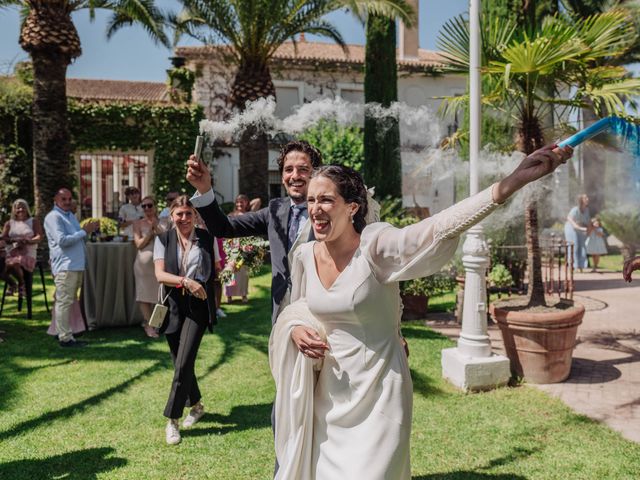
[274,80,304,119]
[337,83,364,104]
[76,152,152,219]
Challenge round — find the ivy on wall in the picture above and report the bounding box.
[0,76,203,218]
[68,101,203,204]
[0,78,34,217]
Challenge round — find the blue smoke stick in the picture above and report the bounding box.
[558,116,640,156]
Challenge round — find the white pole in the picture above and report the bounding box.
[469,0,481,196]
[441,0,510,390]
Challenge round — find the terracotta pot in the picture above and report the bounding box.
[489,303,585,384]
[401,294,429,321]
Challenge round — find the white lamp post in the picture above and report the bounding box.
[441,0,510,391]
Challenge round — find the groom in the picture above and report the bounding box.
[186,140,322,323]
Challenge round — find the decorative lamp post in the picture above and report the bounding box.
[441,0,510,391]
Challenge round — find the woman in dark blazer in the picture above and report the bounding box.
[154,195,216,445]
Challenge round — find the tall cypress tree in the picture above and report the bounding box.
[364,14,401,198]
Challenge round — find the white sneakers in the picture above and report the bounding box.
[165,403,204,445]
[216,308,227,318]
[182,402,205,428]
[165,419,181,445]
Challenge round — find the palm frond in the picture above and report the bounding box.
[581,77,640,116]
[436,14,469,72]
[575,9,637,61]
[103,0,170,47]
[337,0,416,26]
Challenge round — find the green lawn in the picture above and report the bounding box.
[595,253,624,272]
[1,269,639,479]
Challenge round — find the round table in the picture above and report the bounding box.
[83,242,144,329]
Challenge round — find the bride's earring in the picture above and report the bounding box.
[350,214,354,224]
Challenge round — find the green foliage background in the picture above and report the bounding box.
[298,119,364,172]
[0,77,203,219]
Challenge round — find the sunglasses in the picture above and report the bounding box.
[141,203,154,209]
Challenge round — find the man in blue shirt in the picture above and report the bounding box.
[44,188,99,347]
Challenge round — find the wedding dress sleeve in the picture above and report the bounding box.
[362,185,500,283]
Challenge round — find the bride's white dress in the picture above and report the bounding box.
[270,186,498,479]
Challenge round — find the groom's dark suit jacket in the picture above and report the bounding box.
[197,197,314,324]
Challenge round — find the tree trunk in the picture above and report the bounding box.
[525,201,546,306]
[364,14,401,198]
[517,112,546,306]
[31,52,74,221]
[231,59,275,202]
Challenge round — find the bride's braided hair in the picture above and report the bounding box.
[311,165,368,234]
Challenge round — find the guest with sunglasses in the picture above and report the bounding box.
[133,196,168,338]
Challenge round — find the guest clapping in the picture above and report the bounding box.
[1,199,43,297]
[133,196,168,338]
[154,195,217,445]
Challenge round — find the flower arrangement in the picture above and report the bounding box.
[80,217,118,236]
[219,237,268,285]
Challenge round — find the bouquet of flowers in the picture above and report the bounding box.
[219,236,268,285]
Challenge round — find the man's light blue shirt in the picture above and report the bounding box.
[44,206,87,275]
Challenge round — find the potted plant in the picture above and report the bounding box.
[488,263,513,299]
[438,10,639,382]
[400,272,456,320]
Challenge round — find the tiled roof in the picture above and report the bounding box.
[175,41,445,70]
[66,78,170,103]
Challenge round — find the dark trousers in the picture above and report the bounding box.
[164,315,207,419]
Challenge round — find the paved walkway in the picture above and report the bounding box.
[428,271,640,443]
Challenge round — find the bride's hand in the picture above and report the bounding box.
[493,144,573,203]
[291,326,329,359]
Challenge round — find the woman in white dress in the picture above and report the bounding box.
[270,144,573,479]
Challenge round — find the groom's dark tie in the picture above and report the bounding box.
[288,205,306,251]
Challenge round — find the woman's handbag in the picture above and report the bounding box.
[149,284,171,328]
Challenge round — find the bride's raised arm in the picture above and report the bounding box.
[363,144,573,283]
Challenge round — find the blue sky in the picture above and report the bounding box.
[1,1,637,82]
[0,1,468,82]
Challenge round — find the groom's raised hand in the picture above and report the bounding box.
[186,154,213,194]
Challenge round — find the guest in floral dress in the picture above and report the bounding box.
[1,199,42,297]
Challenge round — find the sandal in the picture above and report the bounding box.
[6,284,16,296]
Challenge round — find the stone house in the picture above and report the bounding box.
[175,15,466,212]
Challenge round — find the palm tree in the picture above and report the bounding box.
[0,0,169,220]
[438,10,640,306]
[559,0,640,211]
[172,0,414,202]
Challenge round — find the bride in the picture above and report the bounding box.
[187,143,572,479]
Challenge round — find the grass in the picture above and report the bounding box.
[1,269,640,479]
[595,253,623,272]
[427,291,456,313]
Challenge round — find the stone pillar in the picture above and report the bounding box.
[457,225,492,357]
[442,225,510,391]
[441,0,510,392]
